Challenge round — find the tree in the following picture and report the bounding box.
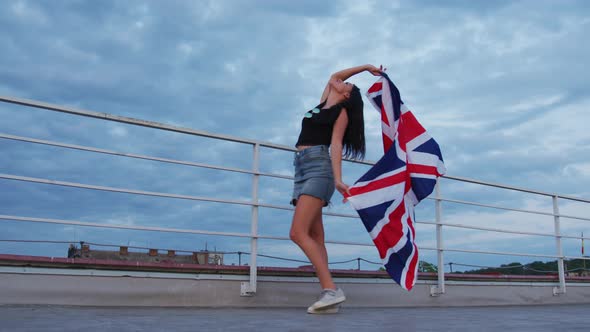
[419,261,437,273]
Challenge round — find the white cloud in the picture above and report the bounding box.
[104,216,136,227]
[505,94,565,113]
[108,126,128,138]
[51,39,100,63]
[11,0,48,24]
[177,42,205,57]
[224,62,238,74]
[502,98,590,152]
[563,162,590,178]
[344,0,377,15]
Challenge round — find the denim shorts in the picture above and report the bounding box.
[291,145,335,207]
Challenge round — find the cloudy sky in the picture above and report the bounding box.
[1,0,589,272]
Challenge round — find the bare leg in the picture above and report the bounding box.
[290,195,336,290]
[309,212,329,276]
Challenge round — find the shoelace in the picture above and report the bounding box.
[318,289,335,300]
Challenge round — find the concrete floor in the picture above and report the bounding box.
[1,304,589,332]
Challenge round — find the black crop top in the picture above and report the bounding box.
[295,101,344,147]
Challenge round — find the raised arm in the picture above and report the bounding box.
[331,64,382,81]
[320,64,383,102]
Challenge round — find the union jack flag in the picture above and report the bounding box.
[345,74,446,290]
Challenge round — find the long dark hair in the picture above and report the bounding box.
[341,85,366,160]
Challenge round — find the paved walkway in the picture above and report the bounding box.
[1,304,588,332]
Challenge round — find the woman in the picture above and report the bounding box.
[289,64,383,313]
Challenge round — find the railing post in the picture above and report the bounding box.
[552,195,566,295]
[431,181,445,296]
[241,143,260,296]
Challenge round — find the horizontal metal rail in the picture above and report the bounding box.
[403,246,561,260]
[2,171,587,259]
[3,172,588,228]
[427,197,590,222]
[6,132,590,222]
[0,214,575,261]
[2,171,587,237]
[0,214,375,247]
[0,239,77,245]
[0,96,286,151]
[0,173,360,219]
[441,247,562,259]
[0,133,293,180]
[0,96,376,166]
[4,132,590,224]
[428,197,555,217]
[0,214,253,239]
[441,174,590,203]
[564,255,590,260]
[3,133,589,223]
[0,239,201,254]
[418,221,585,240]
[4,95,590,202]
[2,216,582,262]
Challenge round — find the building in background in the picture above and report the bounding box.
[67,242,224,265]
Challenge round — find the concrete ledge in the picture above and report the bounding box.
[2,268,590,307]
[3,253,589,283]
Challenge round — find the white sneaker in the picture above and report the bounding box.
[307,305,340,314]
[308,288,346,311]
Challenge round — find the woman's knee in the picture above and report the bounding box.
[289,226,305,244]
[289,227,298,243]
[291,224,317,245]
[290,195,323,244]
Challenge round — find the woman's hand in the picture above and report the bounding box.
[366,64,386,76]
[335,180,350,203]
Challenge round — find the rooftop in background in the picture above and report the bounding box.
[67,242,225,266]
[2,253,589,283]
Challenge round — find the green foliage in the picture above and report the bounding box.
[419,260,438,273]
[460,259,589,275]
[379,259,588,275]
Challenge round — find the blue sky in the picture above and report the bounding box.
[1,0,589,272]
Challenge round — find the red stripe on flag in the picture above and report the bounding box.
[404,214,418,290]
[368,82,383,94]
[373,203,406,259]
[382,133,393,153]
[399,111,426,144]
[405,242,419,290]
[348,172,405,196]
[408,164,440,177]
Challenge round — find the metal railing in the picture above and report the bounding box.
[1,95,589,297]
